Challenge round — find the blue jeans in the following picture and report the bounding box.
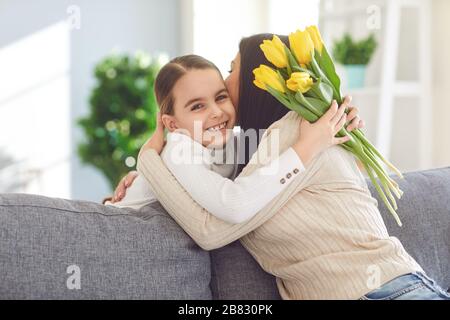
[360,272,450,300]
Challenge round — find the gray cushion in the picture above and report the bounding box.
[374,167,450,290]
[210,240,281,300]
[0,194,211,299]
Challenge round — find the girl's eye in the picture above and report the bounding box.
[227,69,232,74]
[216,94,229,102]
[191,104,204,111]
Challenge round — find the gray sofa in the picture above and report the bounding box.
[0,167,449,299]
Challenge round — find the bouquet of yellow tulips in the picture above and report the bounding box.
[253,26,404,226]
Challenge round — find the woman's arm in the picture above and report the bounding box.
[137,149,322,251]
[163,133,305,224]
[137,113,325,251]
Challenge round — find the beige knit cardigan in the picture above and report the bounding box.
[137,111,423,300]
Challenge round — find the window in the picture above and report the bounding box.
[0,22,71,197]
[190,0,319,76]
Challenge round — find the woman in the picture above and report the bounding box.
[116,34,450,300]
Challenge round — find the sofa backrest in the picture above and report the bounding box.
[0,196,212,299]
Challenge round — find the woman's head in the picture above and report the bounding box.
[225,34,291,172]
[155,55,236,148]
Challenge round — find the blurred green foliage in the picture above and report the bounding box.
[77,51,164,190]
[332,33,377,65]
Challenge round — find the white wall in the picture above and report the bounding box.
[431,0,450,168]
[319,0,449,172]
[0,0,180,201]
[190,0,320,76]
[191,0,269,75]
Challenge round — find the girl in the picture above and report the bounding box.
[106,54,351,224]
[119,35,449,300]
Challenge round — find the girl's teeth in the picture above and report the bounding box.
[208,122,226,132]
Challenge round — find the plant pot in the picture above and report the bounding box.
[344,64,366,89]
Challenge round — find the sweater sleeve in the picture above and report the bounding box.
[163,144,305,224]
[136,111,323,250]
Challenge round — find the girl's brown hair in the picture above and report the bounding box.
[154,55,221,115]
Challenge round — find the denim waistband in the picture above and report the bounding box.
[361,271,450,300]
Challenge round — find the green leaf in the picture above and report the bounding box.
[332,33,377,65]
[294,92,321,120]
[304,97,330,115]
[286,92,319,123]
[317,47,342,101]
[266,86,291,109]
[285,46,300,70]
[308,79,333,105]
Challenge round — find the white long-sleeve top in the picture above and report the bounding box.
[107,130,304,223]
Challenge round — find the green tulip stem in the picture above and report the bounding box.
[291,66,319,81]
[362,143,403,198]
[360,146,402,199]
[353,129,404,179]
[364,163,403,227]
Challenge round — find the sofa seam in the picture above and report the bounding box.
[0,203,169,221]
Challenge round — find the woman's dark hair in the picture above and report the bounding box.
[154,54,221,115]
[236,33,291,174]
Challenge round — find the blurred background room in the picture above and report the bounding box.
[0,0,449,202]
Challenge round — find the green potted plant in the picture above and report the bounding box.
[332,33,377,89]
[77,51,164,190]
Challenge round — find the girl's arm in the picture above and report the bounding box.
[163,133,305,224]
[136,113,325,251]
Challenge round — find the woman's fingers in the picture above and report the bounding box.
[358,119,365,129]
[124,170,138,187]
[334,113,347,134]
[347,116,360,132]
[156,112,164,131]
[342,95,352,107]
[112,177,127,202]
[112,171,136,202]
[330,96,352,125]
[346,105,358,121]
[333,135,351,145]
[323,100,339,122]
[330,101,347,126]
[324,96,353,124]
[345,104,366,132]
[117,171,139,201]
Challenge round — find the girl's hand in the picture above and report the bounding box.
[292,96,352,166]
[111,170,139,203]
[139,112,166,157]
[343,96,365,132]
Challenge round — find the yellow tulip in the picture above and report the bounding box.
[306,25,324,55]
[253,65,285,93]
[260,35,288,68]
[286,72,313,93]
[289,29,315,65]
[253,78,266,91]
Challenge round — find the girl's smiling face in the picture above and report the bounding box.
[161,68,236,148]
